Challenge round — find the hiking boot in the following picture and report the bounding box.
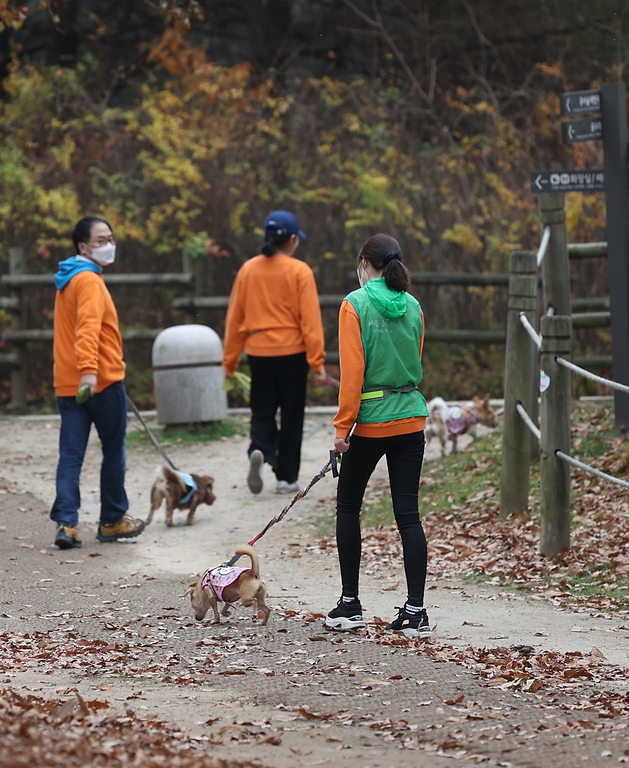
[325,598,365,631]
[276,480,300,494]
[247,449,264,494]
[386,605,431,638]
[97,514,145,543]
[54,525,82,550]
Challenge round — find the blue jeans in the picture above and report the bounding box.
[50,380,129,527]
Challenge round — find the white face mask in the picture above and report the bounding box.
[357,262,366,287]
[293,236,299,253]
[89,241,116,266]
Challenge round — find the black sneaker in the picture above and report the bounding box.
[386,606,431,638]
[325,598,365,631]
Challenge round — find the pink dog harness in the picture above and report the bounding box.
[446,404,478,436]
[201,566,249,606]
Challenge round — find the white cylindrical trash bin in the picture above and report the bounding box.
[152,324,227,425]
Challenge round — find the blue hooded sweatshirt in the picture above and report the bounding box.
[54,257,102,291]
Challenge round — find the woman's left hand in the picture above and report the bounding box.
[334,437,350,454]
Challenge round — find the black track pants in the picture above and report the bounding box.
[335,431,427,604]
[247,352,309,483]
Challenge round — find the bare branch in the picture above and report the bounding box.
[460,0,492,47]
[428,57,436,104]
[342,0,428,102]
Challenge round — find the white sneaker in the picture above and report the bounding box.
[247,450,264,494]
[276,480,300,494]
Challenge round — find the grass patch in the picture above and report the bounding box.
[359,424,510,527]
[126,418,248,450]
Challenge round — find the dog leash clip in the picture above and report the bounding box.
[330,449,340,478]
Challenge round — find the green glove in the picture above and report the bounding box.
[222,372,251,403]
[76,384,92,404]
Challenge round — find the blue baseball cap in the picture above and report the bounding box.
[263,210,307,240]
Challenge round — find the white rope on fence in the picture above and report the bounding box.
[518,312,542,349]
[515,402,541,440]
[555,356,629,395]
[556,450,629,489]
[537,225,551,267]
[516,401,629,489]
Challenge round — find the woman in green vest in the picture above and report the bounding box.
[325,233,430,637]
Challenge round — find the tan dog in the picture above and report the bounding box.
[426,395,498,455]
[185,545,271,625]
[147,465,215,527]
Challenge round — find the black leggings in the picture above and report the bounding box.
[335,431,427,604]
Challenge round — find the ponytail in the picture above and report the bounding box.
[358,234,410,292]
[261,229,291,257]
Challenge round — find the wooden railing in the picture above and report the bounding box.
[0,242,613,408]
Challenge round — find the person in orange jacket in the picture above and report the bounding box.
[223,210,327,494]
[50,216,145,549]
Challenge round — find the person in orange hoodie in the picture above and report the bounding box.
[50,216,145,550]
[223,210,327,495]
[324,233,430,638]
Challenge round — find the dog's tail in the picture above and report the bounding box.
[235,544,260,578]
[161,464,188,493]
[428,396,449,423]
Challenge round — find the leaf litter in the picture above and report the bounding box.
[318,405,629,613]
[0,687,260,767]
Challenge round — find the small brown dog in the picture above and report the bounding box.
[147,465,215,527]
[185,544,271,625]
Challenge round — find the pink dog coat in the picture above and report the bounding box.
[202,566,249,606]
[446,404,477,437]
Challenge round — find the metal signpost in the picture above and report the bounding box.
[530,85,629,432]
[601,83,629,432]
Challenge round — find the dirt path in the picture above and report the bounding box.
[1,412,628,766]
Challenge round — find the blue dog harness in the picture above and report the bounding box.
[177,471,198,505]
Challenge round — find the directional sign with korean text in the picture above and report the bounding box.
[561,117,603,144]
[530,169,605,194]
[560,89,601,117]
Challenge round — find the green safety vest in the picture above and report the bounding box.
[345,286,428,425]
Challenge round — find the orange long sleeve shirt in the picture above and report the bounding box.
[53,271,125,396]
[222,254,325,375]
[334,300,426,439]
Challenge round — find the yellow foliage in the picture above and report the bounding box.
[443,222,484,256]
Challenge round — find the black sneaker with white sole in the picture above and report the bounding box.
[385,605,431,638]
[325,598,365,631]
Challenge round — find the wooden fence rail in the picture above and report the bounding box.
[1,273,194,287]
[0,238,615,408]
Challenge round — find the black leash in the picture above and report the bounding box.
[125,395,178,472]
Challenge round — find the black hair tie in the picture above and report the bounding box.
[385,251,402,263]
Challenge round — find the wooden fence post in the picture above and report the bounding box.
[540,314,572,556]
[8,247,26,410]
[500,250,538,515]
[181,250,202,324]
[539,194,571,316]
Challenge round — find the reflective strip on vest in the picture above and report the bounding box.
[360,385,419,402]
